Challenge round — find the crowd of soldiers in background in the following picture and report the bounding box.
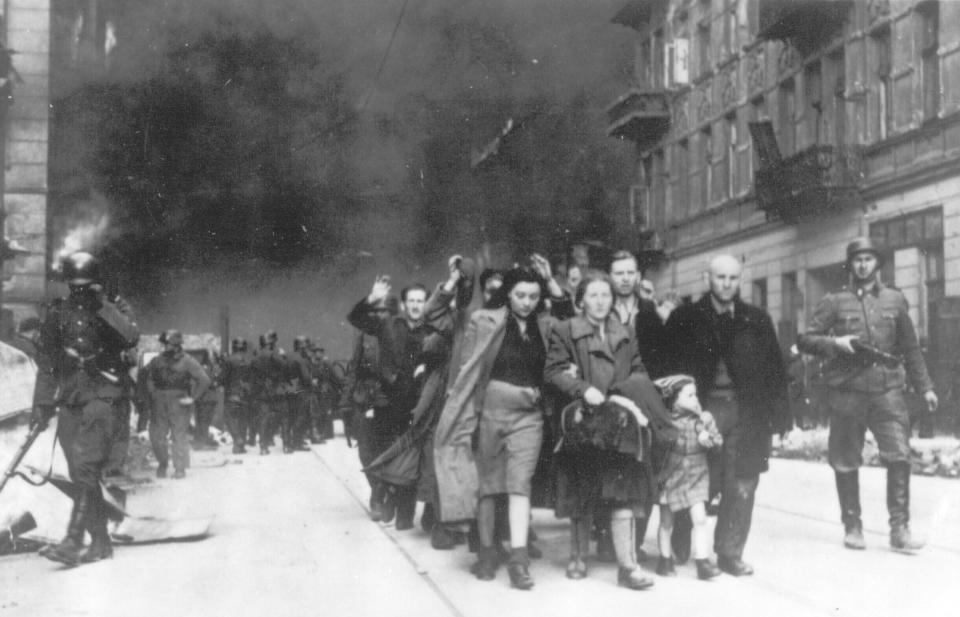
[132,329,348,479]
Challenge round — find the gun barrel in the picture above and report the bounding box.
[0,424,44,496]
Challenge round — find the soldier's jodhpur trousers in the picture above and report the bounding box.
[150,390,192,473]
[58,399,117,490]
[225,397,252,447]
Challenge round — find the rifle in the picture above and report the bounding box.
[850,340,902,369]
[0,423,44,496]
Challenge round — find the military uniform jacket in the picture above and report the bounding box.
[33,293,140,408]
[221,351,253,402]
[797,282,933,394]
[144,351,211,400]
[250,348,285,399]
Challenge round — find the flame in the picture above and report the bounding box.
[53,213,112,271]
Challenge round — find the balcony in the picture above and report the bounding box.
[606,90,670,149]
[757,0,852,47]
[611,0,668,31]
[755,145,864,223]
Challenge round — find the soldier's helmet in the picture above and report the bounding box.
[846,236,884,265]
[231,337,248,353]
[61,252,101,286]
[159,329,184,347]
[293,335,309,352]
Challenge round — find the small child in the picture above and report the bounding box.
[653,375,723,580]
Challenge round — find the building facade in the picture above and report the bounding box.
[1,0,51,336]
[609,0,960,390]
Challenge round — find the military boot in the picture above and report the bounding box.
[80,491,113,564]
[836,471,866,549]
[45,489,92,567]
[887,462,924,552]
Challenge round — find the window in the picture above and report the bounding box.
[652,149,666,229]
[752,278,768,310]
[827,49,846,144]
[654,29,665,88]
[712,114,735,204]
[723,0,739,60]
[872,27,893,140]
[917,1,940,121]
[734,106,752,196]
[639,39,653,88]
[778,79,796,156]
[803,61,823,147]
[669,139,690,222]
[698,18,711,77]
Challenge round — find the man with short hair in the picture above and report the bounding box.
[798,237,936,552]
[348,277,432,529]
[663,255,790,576]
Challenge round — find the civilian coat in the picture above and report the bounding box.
[434,306,552,523]
[544,315,675,517]
[662,295,790,476]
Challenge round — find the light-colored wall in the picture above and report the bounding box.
[2,0,50,315]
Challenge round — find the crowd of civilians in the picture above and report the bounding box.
[343,240,930,591]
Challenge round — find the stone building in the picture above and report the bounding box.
[0,0,116,337]
[0,0,51,336]
[609,0,960,392]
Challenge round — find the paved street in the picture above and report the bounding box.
[2,426,959,617]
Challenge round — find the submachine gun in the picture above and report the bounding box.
[850,340,903,369]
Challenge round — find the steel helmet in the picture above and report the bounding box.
[159,329,184,346]
[846,236,884,265]
[293,335,308,352]
[61,252,101,286]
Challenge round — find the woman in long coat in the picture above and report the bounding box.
[434,262,563,590]
[544,270,672,591]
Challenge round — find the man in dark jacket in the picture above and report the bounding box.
[663,254,790,576]
[348,277,431,530]
[797,237,936,552]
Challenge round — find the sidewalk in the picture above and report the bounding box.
[2,429,957,617]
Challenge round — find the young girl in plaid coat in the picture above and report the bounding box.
[654,375,723,580]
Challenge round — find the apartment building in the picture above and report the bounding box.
[608,0,960,385]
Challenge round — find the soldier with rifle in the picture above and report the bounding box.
[28,252,140,566]
[798,237,938,553]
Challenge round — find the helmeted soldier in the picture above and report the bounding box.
[221,337,254,454]
[30,251,140,566]
[283,335,313,453]
[798,237,938,552]
[250,330,286,454]
[191,350,222,451]
[143,329,211,479]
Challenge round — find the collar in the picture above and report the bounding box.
[569,315,629,350]
[852,280,882,298]
[709,294,735,316]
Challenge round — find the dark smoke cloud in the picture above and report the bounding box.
[50,0,636,357]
